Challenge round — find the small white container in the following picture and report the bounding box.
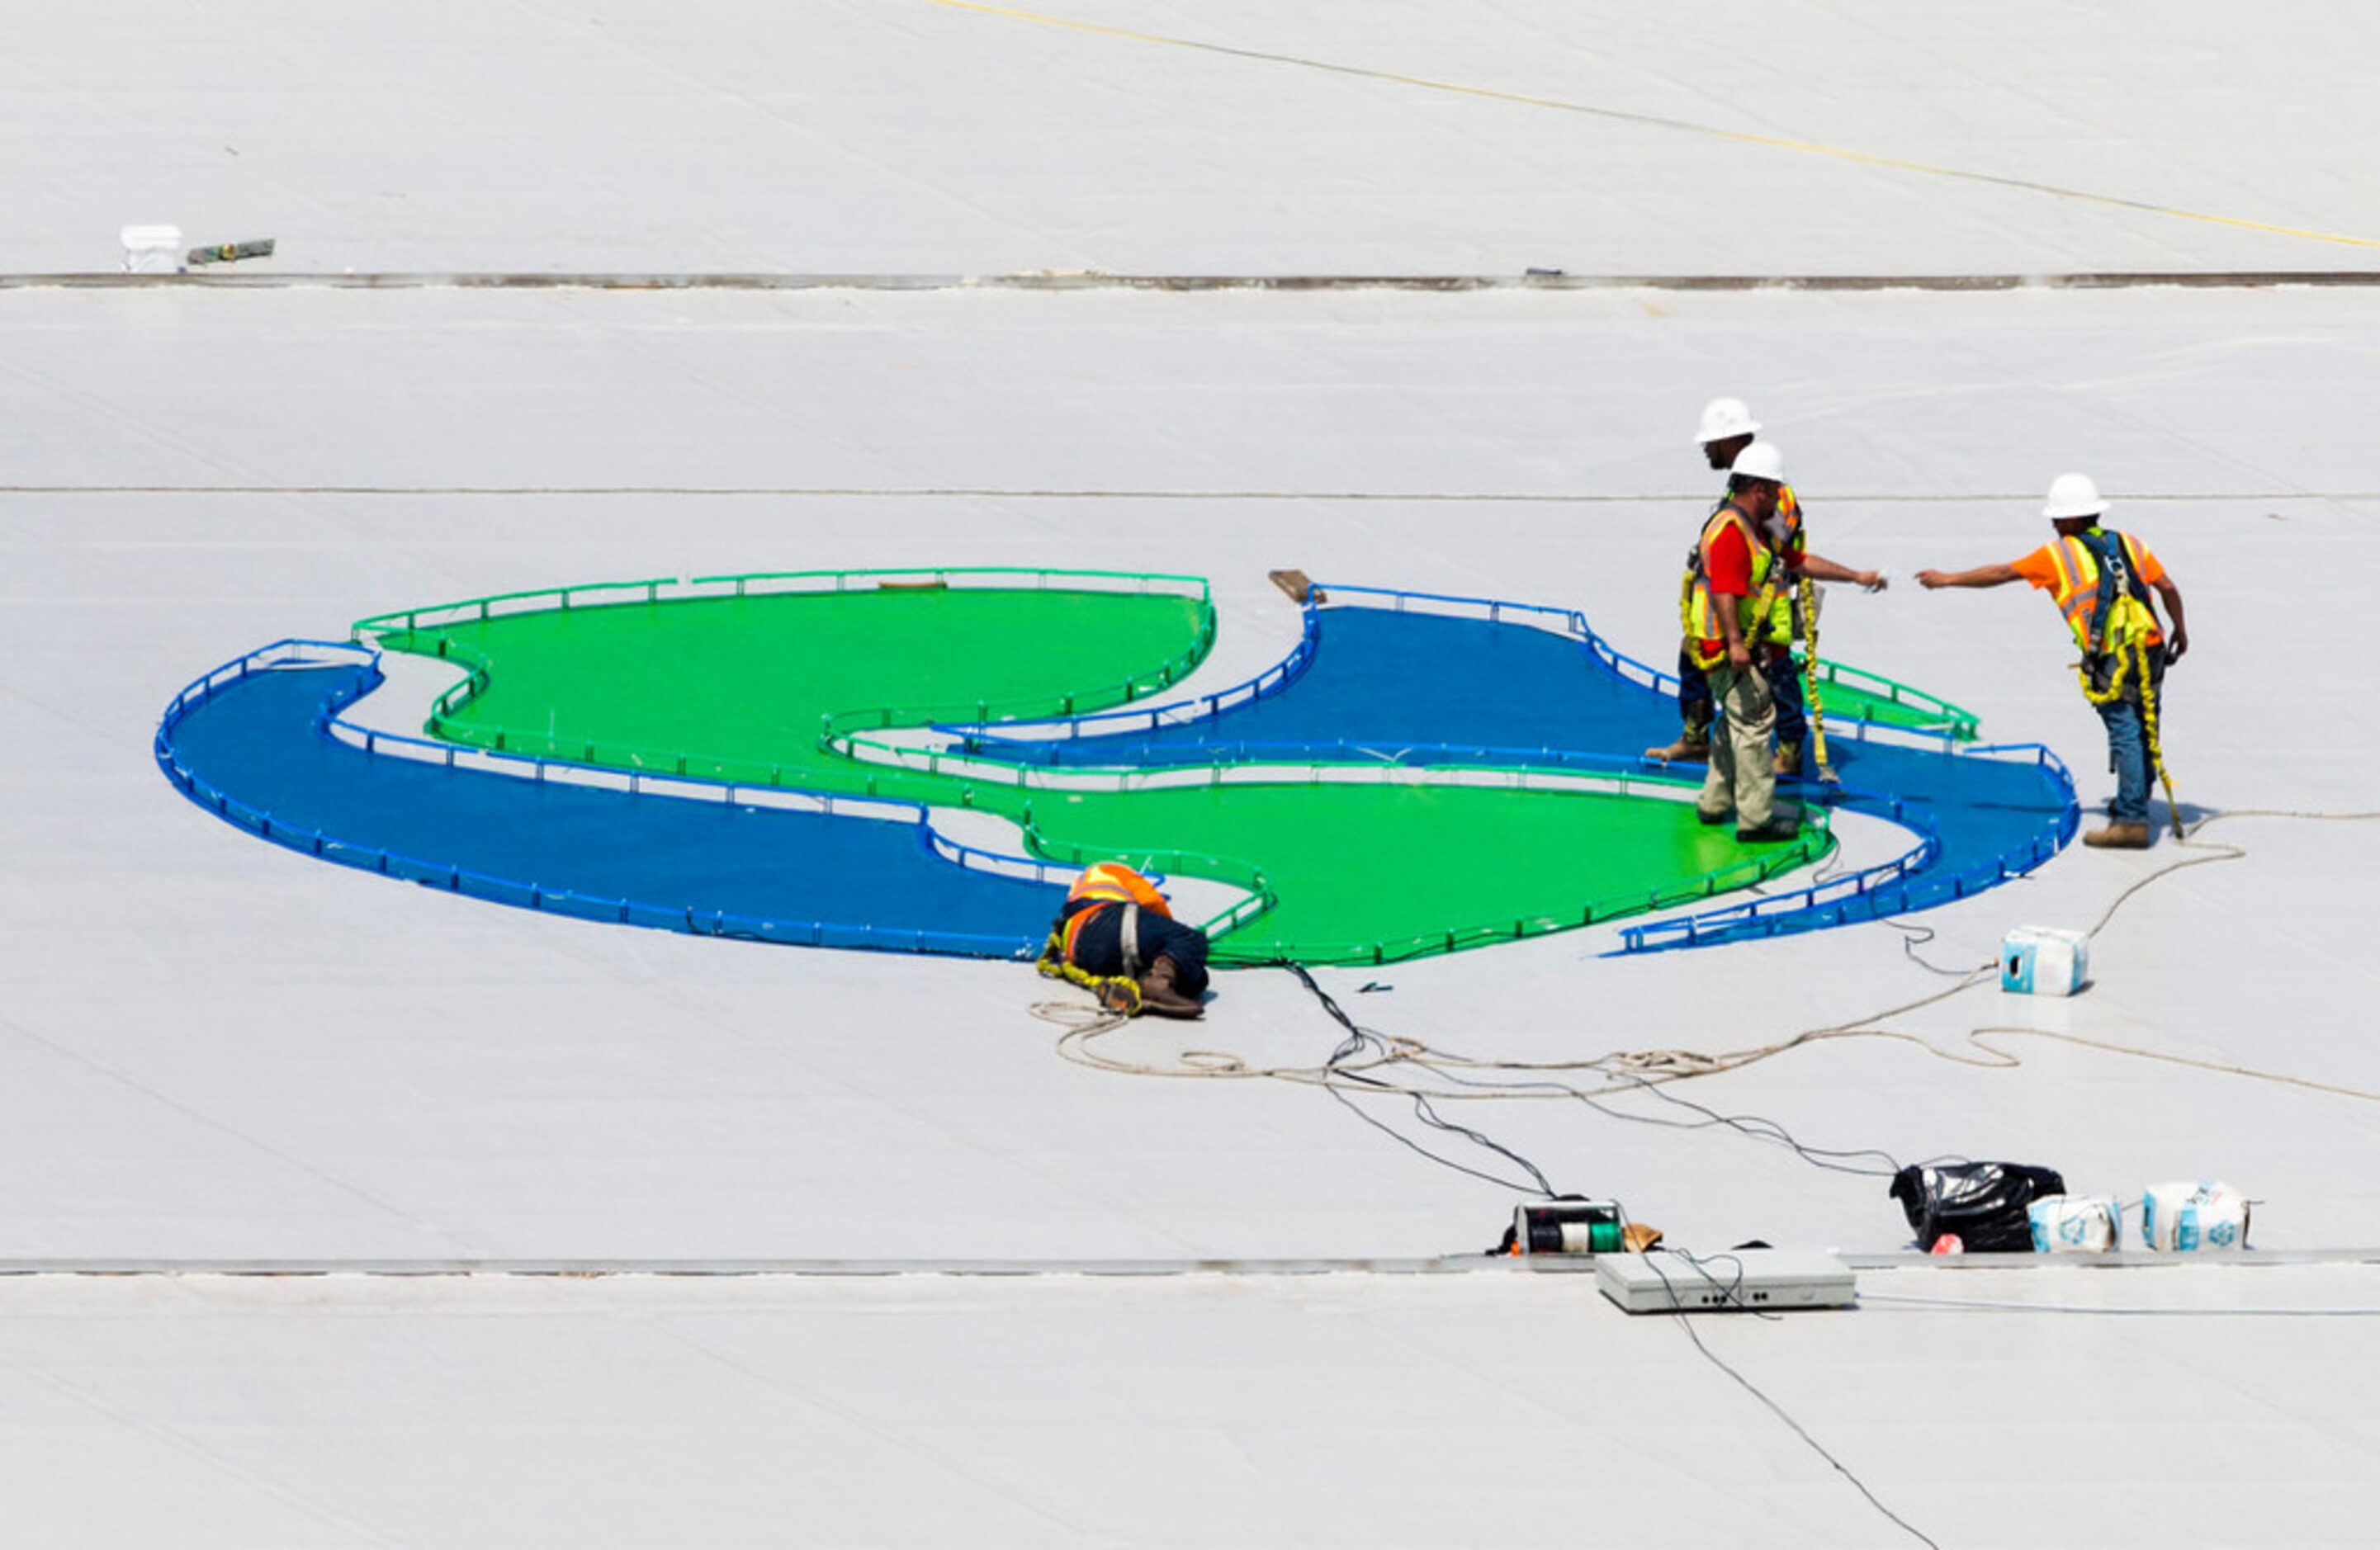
[2001,924,2089,996]
[121,224,184,274]
[2141,1180,2250,1251]
[2027,1194,2120,1252]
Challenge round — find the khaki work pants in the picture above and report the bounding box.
[1696,659,1786,832]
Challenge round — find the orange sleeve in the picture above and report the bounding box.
[2129,540,2167,587]
[2007,544,2062,590]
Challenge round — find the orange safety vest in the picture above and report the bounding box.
[1770,485,1807,568]
[2038,529,2162,654]
[1058,862,1171,964]
[1682,503,1783,669]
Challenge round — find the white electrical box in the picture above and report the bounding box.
[1596,1249,1856,1314]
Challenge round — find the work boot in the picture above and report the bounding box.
[1644,716,1712,764]
[1735,817,1802,844]
[1774,740,1803,778]
[1137,957,1204,1019]
[2083,821,2151,849]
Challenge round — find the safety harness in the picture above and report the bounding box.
[1796,573,1837,782]
[1036,862,1172,1018]
[2070,528,2180,830]
[1036,928,1143,1015]
[1681,502,1791,671]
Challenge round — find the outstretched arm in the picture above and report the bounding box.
[2154,576,2188,662]
[1916,562,2022,590]
[1799,551,1886,591]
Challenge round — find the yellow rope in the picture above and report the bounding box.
[2077,637,2180,834]
[923,0,2380,253]
[1797,574,1834,781]
[1039,816,2380,1112]
[1034,930,1142,1015]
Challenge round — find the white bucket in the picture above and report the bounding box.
[2001,924,2088,996]
[2027,1194,2120,1252]
[2141,1180,2250,1251]
[121,224,184,274]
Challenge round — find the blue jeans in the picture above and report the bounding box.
[1677,648,1714,726]
[2096,699,2151,824]
[2089,649,2165,824]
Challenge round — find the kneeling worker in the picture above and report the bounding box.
[1916,474,2188,848]
[1041,861,1209,1018]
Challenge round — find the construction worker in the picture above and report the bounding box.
[1649,398,1887,775]
[1040,861,1209,1017]
[1688,443,1804,843]
[1916,474,2188,848]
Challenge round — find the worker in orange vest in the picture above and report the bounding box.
[1917,474,2188,848]
[1043,862,1209,1017]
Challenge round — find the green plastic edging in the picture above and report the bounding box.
[1810,656,1980,740]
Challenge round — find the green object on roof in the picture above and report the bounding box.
[1025,779,1829,966]
[1810,658,1980,741]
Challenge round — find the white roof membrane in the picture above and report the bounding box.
[5,1,2378,1542]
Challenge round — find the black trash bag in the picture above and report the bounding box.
[1889,1161,2066,1252]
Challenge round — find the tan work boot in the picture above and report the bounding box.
[2083,821,2151,849]
[1774,740,1803,778]
[1645,716,1712,763]
[1137,956,1204,1019]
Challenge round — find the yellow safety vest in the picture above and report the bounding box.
[1681,503,1784,669]
[2039,529,2162,654]
[1766,487,1806,642]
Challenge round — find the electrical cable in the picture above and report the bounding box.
[1030,810,2380,1550]
[1396,1042,1917,1179]
[1640,1251,1942,1549]
[1287,962,1558,1196]
[1040,810,2380,1189]
[1872,914,1987,977]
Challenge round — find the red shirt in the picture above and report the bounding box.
[1693,508,1768,663]
[1704,517,1753,598]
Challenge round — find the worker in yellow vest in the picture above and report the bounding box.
[1686,443,1805,842]
[1039,862,1209,1017]
[1917,474,2188,848]
[1649,398,1886,775]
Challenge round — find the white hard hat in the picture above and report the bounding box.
[1696,397,1760,446]
[2042,472,2108,520]
[1729,442,1786,484]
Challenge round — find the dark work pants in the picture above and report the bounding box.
[1066,905,1212,995]
[1677,647,1806,746]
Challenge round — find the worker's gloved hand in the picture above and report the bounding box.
[2165,629,2189,665]
[1858,570,1888,592]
